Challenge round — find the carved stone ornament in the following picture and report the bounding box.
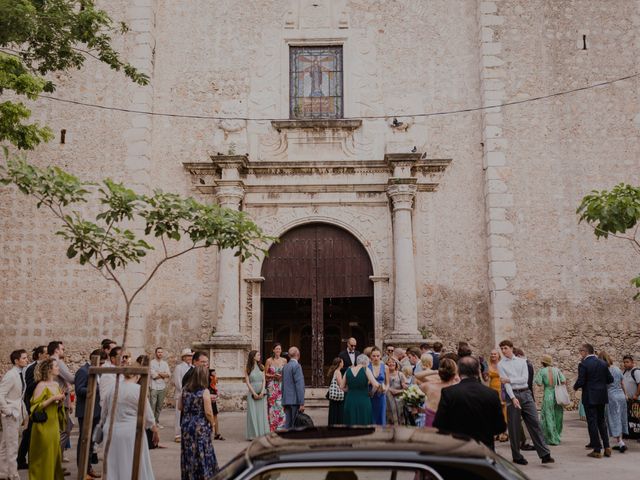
[387,181,418,212]
[214,182,245,208]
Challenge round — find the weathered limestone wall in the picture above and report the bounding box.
[1,0,639,386]
[492,0,640,381]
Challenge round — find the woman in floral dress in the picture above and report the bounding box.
[264,343,287,431]
[179,365,218,479]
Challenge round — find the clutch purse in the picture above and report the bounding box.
[31,410,48,423]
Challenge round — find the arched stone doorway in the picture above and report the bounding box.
[261,223,374,386]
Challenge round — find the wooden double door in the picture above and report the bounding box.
[261,223,374,387]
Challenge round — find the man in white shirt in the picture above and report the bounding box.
[99,346,125,412]
[0,349,29,480]
[172,348,193,442]
[149,347,171,427]
[498,339,553,466]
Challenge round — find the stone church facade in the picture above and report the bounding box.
[1,1,640,403]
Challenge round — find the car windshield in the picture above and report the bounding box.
[213,451,249,480]
[249,466,441,480]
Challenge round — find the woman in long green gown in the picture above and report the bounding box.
[340,354,381,426]
[533,354,566,445]
[244,350,270,439]
[29,359,66,480]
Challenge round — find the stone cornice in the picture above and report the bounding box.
[183,159,451,177]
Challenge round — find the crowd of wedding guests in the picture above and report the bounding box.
[0,340,227,480]
[243,338,640,466]
[2,337,639,479]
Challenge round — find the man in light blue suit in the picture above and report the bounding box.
[281,346,305,429]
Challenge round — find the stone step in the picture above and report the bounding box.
[305,387,329,408]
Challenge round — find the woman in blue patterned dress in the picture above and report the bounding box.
[179,365,218,479]
[368,347,389,425]
[599,351,629,452]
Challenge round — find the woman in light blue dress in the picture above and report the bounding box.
[599,351,628,452]
[368,347,389,425]
[244,350,270,440]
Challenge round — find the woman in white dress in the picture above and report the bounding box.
[101,372,159,479]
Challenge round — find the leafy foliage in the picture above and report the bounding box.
[0,0,149,150]
[0,156,271,294]
[577,183,640,299]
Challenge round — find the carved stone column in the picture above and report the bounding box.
[193,179,251,411]
[213,181,246,340]
[386,179,420,345]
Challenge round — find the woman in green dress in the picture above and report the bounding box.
[533,354,566,445]
[29,359,66,480]
[340,354,380,426]
[244,350,269,439]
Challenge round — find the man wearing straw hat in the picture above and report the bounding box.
[172,348,193,442]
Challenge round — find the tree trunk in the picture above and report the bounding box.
[102,302,130,479]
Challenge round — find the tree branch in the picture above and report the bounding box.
[128,244,208,305]
[160,234,168,258]
[592,225,638,243]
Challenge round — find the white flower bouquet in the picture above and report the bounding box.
[400,384,426,407]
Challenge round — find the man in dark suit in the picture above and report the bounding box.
[338,338,360,374]
[433,356,506,451]
[17,345,47,469]
[75,349,106,479]
[282,346,305,429]
[574,342,614,458]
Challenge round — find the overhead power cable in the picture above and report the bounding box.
[34,72,640,122]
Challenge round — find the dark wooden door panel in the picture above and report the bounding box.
[261,223,374,386]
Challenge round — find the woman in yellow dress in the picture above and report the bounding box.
[488,349,508,442]
[29,358,66,480]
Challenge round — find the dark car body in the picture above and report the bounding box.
[213,426,529,480]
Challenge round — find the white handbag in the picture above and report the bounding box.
[551,367,571,406]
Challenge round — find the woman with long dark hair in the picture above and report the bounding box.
[244,350,269,439]
[264,343,287,431]
[327,357,345,426]
[179,365,218,479]
[29,359,65,480]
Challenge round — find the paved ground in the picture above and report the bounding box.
[20,409,638,479]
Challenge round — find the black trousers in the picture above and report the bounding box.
[585,404,609,451]
[17,419,32,466]
[76,416,99,474]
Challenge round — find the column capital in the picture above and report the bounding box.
[214,180,245,209]
[387,179,417,211]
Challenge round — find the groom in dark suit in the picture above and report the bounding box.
[338,337,360,374]
[574,342,614,458]
[282,346,305,429]
[433,356,506,451]
[75,349,106,478]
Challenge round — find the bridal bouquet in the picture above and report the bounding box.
[400,385,426,407]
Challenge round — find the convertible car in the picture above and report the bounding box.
[213,426,529,480]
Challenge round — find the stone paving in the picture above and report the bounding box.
[20,409,637,479]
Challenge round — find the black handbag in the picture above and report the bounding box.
[293,411,314,428]
[31,410,48,423]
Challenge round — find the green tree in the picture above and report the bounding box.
[0,157,272,478]
[0,0,148,150]
[0,157,271,345]
[577,183,640,299]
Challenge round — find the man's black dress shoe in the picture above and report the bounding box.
[521,444,536,451]
[512,458,528,465]
[541,455,555,464]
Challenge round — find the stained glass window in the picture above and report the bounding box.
[289,46,343,119]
